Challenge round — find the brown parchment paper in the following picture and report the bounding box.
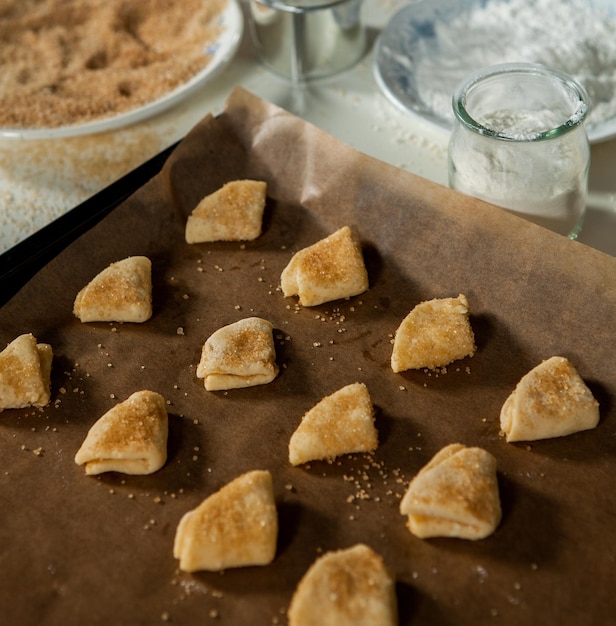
[1,87,615,626]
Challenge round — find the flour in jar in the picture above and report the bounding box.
[449,105,590,237]
[475,109,565,140]
[414,0,616,134]
[449,58,591,240]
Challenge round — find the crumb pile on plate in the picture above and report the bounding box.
[0,0,227,129]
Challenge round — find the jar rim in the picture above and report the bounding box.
[452,62,590,142]
[254,0,352,13]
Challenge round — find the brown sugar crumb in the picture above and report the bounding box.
[0,0,227,129]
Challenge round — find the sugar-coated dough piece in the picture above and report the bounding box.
[0,333,52,412]
[400,443,501,540]
[288,544,398,626]
[280,226,369,307]
[391,294,476,372]
[173,469,278,572]
[73,256,152,323]
[197,317,279,391]
[185,179,267,243]
[289,382,377,466]
[74,390,168,475]
[500,356,599,442]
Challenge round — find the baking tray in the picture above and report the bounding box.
[0,88,615,625]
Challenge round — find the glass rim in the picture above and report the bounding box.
[452,62,591,142]
[253,0,352,13]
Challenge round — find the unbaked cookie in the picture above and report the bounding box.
[400,443,501,540]
[391,294,476,372]
[288,544,398,626]
[500,356,599,442]
[196,317,279,391]
[173,469,278,572]
[73,256,152,323]
[185,180,267,243]
[0,333,52,411]
[74,390,168,475]
[289,382,378,466]
[280,226,369,307]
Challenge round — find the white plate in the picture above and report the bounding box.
[374,0,616,144]
[0,0,244,140]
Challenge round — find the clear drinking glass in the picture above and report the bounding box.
[249,0,365,83]
[448,62,591,239]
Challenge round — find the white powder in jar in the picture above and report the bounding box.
[475,109,565,140]
[414,0,616,134]
[450,133,588,236]
[449,110,589,238]
[449,80,590,237]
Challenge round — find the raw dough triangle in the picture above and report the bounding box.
[400,443,501,540]
[288,382,378,466]
[74,390,168,475]
[500,356,599,442]
[173,469,278,572]
[0,333,52,411]
[197,317,279,391]
[280,225,369,307]
[73,256,152,323]
[391,294,476,372]
[185,179,267,243]
[288,544,398,626]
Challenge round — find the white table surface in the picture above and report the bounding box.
[1,0,615,259]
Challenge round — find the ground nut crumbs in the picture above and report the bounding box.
[0,0,227,129]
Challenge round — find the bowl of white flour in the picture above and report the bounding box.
[374,0,616,143]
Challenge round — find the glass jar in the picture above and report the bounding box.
[448,62,590,239]
[249,0,365,83]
